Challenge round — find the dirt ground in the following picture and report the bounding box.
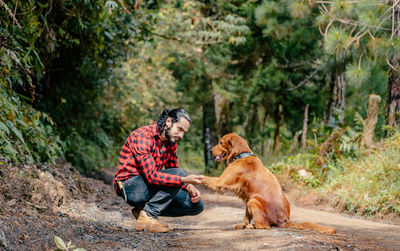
[165,188,400,250]
[1,162,399,250]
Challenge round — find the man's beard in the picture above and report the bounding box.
[165,126,178,144]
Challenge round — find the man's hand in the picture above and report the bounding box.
[186,184,201,203]
[181,175,204,185]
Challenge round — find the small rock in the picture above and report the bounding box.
[39,172,46,180]
[0,231,7,249]
[7,199,17,206]
[298,169,312,179]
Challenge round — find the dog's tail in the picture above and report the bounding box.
[281,221,336,234]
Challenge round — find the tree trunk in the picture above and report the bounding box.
[324,72,335,124]
[361,95,381,149]
[214,92,223,134]
[325,71,346,125]
[301,104,309,153]
[289,130,302,154]
[387,3,400,130]
[387,63,400,129]
[213,92,232,137]
[246,104,259,148]
[273,103,282,155]
[202,101,217,173]
[261,107,268,157]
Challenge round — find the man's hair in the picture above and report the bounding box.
[157,108,192,133]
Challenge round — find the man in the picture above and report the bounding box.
[114,108,204,232]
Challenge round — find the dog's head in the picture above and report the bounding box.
[212,133,251,164]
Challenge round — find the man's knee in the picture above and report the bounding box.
[124,176,150,207]
[191,199,204,215]
[126,193,148,207]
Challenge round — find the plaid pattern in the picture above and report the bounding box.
[114,123,186,194]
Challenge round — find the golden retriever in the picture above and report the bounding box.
[201,133,336,234]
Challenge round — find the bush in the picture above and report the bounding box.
[319,132,400,216]
[0,88,64,163]
[269,127,400,216]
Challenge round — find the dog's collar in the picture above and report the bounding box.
[229,152,254,164]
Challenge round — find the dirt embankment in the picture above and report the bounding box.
[0,160,174,250]
[1,161,400,250]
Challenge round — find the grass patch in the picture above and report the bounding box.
[268,131,400,216]
[319,138,400,216]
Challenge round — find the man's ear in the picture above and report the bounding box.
[165,117,172,128]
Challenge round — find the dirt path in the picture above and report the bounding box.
[51,171,400,251]
[161,187,400,250]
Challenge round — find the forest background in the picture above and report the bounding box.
[1,0,399,218]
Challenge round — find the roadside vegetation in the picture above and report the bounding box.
[269,129,400,217]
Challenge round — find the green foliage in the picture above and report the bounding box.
[324,28,351,56]
[177,140,204,172]
[319,132,400,216]
[0,0,145,170]
[269,124,400,216]
[0,88,64,163]
[345,62,371,86]
[317,0,395,84]
[269,153,321,188]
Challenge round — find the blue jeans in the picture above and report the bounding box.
[123,168,204,219]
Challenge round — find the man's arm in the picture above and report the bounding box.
[186,184,201,203]
[131,136,202,186]
[131,134,181,185]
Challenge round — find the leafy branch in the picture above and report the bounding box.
[0,0,20,27]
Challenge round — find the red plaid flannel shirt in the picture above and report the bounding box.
[114,122,186,194]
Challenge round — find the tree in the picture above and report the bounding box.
[143,0,250,171]
[316,0,400,130]
[0,0,154,169]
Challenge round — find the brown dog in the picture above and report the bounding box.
[201,133,336,234]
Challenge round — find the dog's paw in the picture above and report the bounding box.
[245,224,255,229]
[320,227,336,234]
[254,223,270,229]
[235,224,246,230]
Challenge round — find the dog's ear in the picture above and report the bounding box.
[229,134,251,154]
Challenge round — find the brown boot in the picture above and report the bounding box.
[131,207,143,220]
[132,207,168,227]
[134,210,170,233]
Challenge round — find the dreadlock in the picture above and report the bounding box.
[156,108,192,133]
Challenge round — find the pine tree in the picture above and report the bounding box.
[316,0,400,130]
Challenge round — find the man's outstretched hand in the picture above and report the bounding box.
[181,175,204,203]
[186,184,201,203]
[181,175,204,185]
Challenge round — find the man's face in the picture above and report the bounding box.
[165,117,190,143]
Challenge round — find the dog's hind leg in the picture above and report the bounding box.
[247,198,270,229]
[235,206,251,229]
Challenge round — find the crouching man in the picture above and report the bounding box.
[114,108,204,232]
